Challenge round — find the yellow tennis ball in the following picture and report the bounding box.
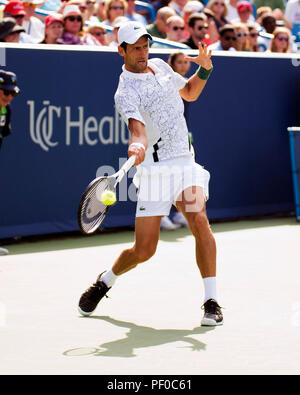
[101,190,116,206]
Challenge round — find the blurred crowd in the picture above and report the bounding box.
[0,0,299,51]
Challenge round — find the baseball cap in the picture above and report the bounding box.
[183,1,204,14]
[45,14,64,27]
[62,4,81,18]
[4,1,26,16]
[0,70,20,93]
[0,18,25,41]
[237,1,252,12]
[118,21,152,45]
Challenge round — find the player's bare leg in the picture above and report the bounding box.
[78,216,161,316]
[112,216,161,275]
[176,186,223,326]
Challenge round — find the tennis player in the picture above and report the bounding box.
[78,21,223,326]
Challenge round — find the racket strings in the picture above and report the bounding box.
[79,178,110,234]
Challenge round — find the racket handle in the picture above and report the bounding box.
[122,155,136,173]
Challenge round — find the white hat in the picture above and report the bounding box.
[113,16,129,29]
[118,21,152,45]
[183,0,204,13]
[62,4,81,18]
[21,0,44,4]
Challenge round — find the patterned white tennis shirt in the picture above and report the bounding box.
[114,58,192,165]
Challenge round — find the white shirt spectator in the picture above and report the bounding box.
[285,0,300,26]
[115,58,190,165]
[22,16,44,43]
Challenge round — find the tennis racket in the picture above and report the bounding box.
[77,155,136,235]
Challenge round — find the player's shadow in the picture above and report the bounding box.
[63,316,214,358]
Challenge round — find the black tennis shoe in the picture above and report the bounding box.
[78,272,110,316]
[201,299,223,326]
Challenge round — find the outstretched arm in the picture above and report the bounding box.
[179,43,213,102]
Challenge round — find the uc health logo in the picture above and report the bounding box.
[27,100,129,152]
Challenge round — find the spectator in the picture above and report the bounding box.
[0,17,25,43]
[203,7,220,43]
[182,0,204,38]
[3,0,34,43]
[59,4,84,44]
[206,0,229,31]
[63,0,89,22]
[103,0,127,27]
[233,21,250,50]
[82,0,99,24]
[232,1,255,24]
[272,8,292,30]
[146,6,175,39]
[83,21,109,45]
[165,15,186,41]
[261,12,277,32]
[169,0,188,17]
[0,70,20,256]
[94,0,106,21]
[181,12,209,48]
[40,14,64,43]
[125,0,147,25]
[226,0,256,23]
[226,0,239,22]
[108,15,129,46]
[21,0,45,43]
[247,23,259,50]
[269,26,292,51]
[285,0,300,28]
[253,0,285,11]
[207,23,237,49]
[257,13,276,50]
[151,14,189,47]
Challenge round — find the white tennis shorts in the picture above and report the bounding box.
[133,155,210,217]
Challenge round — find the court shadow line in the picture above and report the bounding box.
[63,315,215,358]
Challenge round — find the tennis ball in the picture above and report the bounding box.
[101,190,117,206]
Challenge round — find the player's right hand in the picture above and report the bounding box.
[128,143,145,166]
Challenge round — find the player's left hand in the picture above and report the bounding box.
[185,43,212,71]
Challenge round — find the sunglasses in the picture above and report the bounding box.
[224,36,236,41]
[214,2,225,5]
[14,14,25,19]
[250,32,258,37]
[23,2,35,6]
[236,32,248,37]
[110,6,125,10]
[197,25,208,30]
[1,89,18,97]
[172,26,184,31]
[92,31,106,36]
[66,15,82,22]
[276,35,288,42]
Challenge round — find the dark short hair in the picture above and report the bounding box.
[188,12,207,28]
[120,42,127,51]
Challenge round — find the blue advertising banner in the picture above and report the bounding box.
[0,46,299,239]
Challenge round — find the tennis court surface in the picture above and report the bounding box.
[0,217,299,375]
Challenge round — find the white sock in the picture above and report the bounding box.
[100,269,118,288]
[203,276,217,303]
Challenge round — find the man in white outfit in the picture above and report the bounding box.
[78,21,224,327]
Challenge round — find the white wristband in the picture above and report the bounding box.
[129,142,146,151]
